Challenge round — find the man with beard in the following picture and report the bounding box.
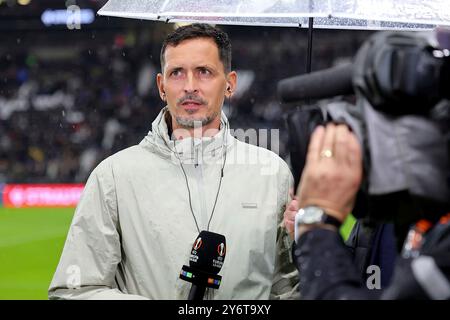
[49,24,298,300]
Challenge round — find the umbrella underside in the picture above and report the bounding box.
[98,0,450,30]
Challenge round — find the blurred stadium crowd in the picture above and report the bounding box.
[0,0,371,183]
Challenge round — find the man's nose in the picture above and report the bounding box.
[184,72,198,93]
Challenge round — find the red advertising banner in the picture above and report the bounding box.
[2,184,85,208]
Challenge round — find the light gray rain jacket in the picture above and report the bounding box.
[48,107,298,299]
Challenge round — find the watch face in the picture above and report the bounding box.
[294,206,325,244]
[297,206,325,224]
[294,206,341,243]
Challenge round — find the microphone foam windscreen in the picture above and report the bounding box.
[189,231,226,275]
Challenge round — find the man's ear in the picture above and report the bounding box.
[156,73,166,101]
[225,71,237,98]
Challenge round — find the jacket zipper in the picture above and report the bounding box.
[194,145,208,232]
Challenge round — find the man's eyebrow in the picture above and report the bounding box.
[166,66,183,73]
[197,65,215,69]
[196,65,218,73]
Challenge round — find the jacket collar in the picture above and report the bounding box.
[140,106,233,163]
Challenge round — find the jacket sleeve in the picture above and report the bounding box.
[269,161,300,299]
[294,228,380,299]
[48,159,148,300]
[294,223,450,300]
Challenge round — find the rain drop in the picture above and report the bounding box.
[62,110,65,117]
[300,261,309,271]
[314,270,322,277]
[16,38,21,44]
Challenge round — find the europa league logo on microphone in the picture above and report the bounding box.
[213,242,225,269]
[217,242,226,257]
[190,237,202,264]
[193,237,202,250]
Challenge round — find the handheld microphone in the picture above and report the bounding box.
[179,231,226,300]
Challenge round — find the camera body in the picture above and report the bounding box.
[285,30,450,226]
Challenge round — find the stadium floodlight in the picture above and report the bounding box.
[41,8,95,27]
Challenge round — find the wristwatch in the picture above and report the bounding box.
[294,206,342,243]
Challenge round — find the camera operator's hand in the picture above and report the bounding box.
[296,124,363,223]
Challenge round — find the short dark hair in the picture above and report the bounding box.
[160,23,232,73]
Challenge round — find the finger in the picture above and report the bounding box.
[287,199,299,212]
[347,131,363,168]
[334,125,349,165]
[284,220,295,238]
[283,210,295,224]
[306,125,325,164]
[285,212,296,225]
[288,188,295,200]
[285,220,294,229]
[320,123,336,161]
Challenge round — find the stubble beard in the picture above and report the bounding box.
[175,109,219,129]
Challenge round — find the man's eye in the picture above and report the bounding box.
[199,68,211,75]
[170,70,182,77]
